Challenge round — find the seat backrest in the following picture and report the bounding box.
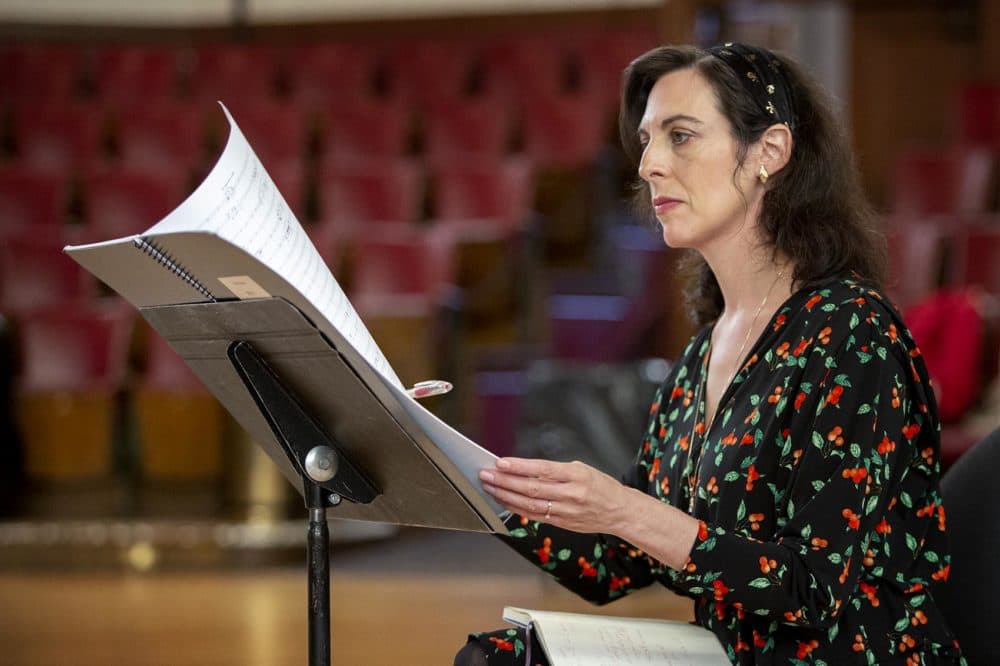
[937,427,1000,666]
[0,231,92,314]
[17,303,134,392]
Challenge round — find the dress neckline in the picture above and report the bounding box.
[695,278,830,435]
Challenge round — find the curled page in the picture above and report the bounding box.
[147,103,402,389]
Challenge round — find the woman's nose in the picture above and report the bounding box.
[638,141,665,183]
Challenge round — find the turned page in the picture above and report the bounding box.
[145,103,401,389]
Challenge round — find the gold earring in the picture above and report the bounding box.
[758,164,769,184]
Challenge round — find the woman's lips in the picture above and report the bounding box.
[653,197,682,214]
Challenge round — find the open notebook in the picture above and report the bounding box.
[503,607,730,665]
[64,102,506,532]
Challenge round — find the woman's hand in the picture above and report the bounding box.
[479,457,639,536]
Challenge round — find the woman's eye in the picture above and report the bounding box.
[671,131,691,145]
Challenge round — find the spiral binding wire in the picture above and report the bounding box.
[133,237,216,302]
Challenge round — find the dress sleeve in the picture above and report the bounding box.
[665,315,932,630]
[495,384,670,605]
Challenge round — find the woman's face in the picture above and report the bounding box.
[637,68,759,251]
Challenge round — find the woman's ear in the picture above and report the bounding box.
[759,123,793,176]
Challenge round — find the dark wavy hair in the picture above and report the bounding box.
[619,45,885,327]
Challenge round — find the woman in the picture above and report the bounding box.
[456,43,964,665]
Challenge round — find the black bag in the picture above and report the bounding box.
[514,358,671,478]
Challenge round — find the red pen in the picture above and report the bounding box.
[406,380,453,400]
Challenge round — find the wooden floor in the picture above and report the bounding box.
[0,518,694,664]
[0,569,693,665]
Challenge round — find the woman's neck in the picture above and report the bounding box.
[703,233,794,321]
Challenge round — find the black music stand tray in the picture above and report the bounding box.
[140,297,497,666]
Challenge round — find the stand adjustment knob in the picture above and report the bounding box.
[304,446,338,483]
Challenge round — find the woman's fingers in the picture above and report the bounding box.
[496,457,577,482]
[481,468,564,499]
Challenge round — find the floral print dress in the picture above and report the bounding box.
[468,278,965,665]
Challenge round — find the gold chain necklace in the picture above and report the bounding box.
[686,269,784,513]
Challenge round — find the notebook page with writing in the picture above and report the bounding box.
[146,103,401,389]
[502,607,729,666]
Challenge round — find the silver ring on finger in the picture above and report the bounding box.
[544,500,552,520]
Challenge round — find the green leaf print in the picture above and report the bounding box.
[906,533,918,553]
[748,577,771,588]
[857,351,872,363]
[557,549,571,561]
[724,471,741,482]
[857,403,871,415]
[509,528,528,538]
[849,312,860,329]
[834,374,852,387]
[895,617,910,632]
[812,479,825,492]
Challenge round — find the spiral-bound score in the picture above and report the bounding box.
[133,237,216,302]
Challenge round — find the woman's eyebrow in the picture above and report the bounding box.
[659,114,704,128]
[638,114,704,134]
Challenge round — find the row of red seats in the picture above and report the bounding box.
[0,156,534,240]
[0,214,527,311]
[1,29,652,109]
[1,88,611,175]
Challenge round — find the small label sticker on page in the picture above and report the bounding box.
[219,275,271,299]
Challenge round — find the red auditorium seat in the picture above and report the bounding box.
[188,43,283,105]
[16,303,133,481]
[957,84,1000,149]
[430,157,534,231]
[112,103,205,175]
[349,226,456,386]
[11,104,105,173]
[884,218,949,309]
[318,96,412,164]
[227,99,308,167]
[317,159,423,228]
[891,147,995,216]
[520,90,610,169]
[951,222,1000,296]
[351,225,454,300]
[422,96,512,164]
[83,169,185,239]
[290,41,380,104]
[0,230,92,314]
[93,45,179,104]
[387,38,484,109]
[0,44,85,102]
[0,169,69,233]
[482,34,573,101]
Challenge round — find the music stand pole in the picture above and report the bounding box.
[306,485,331,666]
[229,339,378,666]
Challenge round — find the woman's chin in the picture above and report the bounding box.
[659,221,695,250]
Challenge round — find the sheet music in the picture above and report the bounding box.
[384,380,504,515]
[147,103,402,389]
[503,608,729,666]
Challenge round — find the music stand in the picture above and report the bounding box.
[140,297,498,666]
